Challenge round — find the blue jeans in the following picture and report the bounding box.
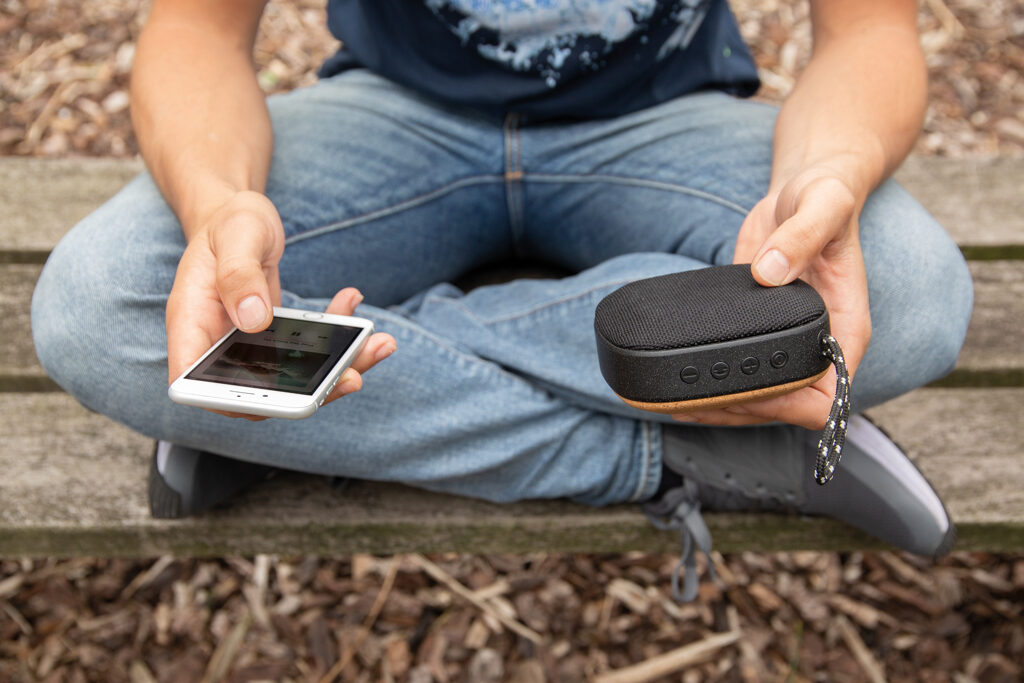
[31,69,972,507]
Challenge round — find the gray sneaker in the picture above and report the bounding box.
[644,414,955,601]
[148,441,277,519]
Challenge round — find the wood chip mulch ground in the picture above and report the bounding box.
[1,0,1023,158]
[2,552,1023,683]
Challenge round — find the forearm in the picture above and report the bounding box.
[131,1,271,241]
[771,10,927,204]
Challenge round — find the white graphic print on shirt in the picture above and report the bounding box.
[425,0,711,88]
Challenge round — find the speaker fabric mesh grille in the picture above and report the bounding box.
[595,264,826,351]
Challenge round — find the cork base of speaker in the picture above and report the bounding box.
[616,368,829,414]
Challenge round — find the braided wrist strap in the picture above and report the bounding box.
[813,334,851,485]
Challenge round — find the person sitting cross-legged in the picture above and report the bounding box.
[32,0,973,600]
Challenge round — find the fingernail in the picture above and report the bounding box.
[354,292,364,308]
[237,296,267,330]
[374,343,395,361]
[756,249,790,285]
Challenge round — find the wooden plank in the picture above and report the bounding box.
[4,261,1020,389]
[952,261,1024,373]
[1,389,1021,557]
[894,157,1024,251]
[0,157,143,253]
[1,157,1022,255]
[0,265,34,378]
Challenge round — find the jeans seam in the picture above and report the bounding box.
[370,306,531,386]
[422,276,636,326]
[629,421,654,503]
[503,113,526,253]
[284,174,505,246]
[522,172,752,217]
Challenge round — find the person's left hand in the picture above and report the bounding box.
[671,164,872,429]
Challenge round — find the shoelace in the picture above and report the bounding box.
[641,479,716,602]
[814,334,851,485]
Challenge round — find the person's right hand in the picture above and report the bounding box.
[166,191,397,420]
[168,190,282,371]
[166,191,284,420]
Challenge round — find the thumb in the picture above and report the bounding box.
[751,176,856,286]
[210,207,283,332]
[733,197,775,265]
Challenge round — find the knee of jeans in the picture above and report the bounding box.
[859,181,975,393]
[33,237,103,406]
[919,238,973,379]
[32,218,169,415]
[889,225,974,385]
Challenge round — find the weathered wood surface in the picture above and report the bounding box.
[1,390,1021,557]
[896,156,1024,252]
[0,157,142,255]
[1,156,1023,255]
[1,156,1021,557]
[4,261,1020,389]
[954,261,1024,374]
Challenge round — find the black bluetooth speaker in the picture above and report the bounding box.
[594,264,832,413]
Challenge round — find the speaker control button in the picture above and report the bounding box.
[770,351,788,368]
[711,362,730,380]
[680,366,699,384]
[741,357,759,375]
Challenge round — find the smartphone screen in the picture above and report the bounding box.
[185,316,363,395]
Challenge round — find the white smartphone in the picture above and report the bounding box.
[168,306,375,419]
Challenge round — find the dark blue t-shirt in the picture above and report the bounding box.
[319,0,759,121]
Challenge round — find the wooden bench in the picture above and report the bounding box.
[1,156,1022,558]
